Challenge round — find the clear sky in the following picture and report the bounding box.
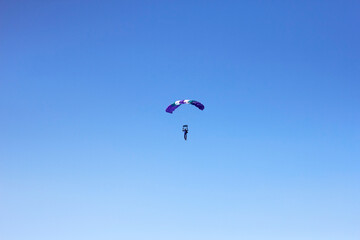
[1,1,359,239]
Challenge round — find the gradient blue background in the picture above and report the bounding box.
[1,1,359,239]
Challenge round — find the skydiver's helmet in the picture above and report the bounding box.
[182,125,188,131]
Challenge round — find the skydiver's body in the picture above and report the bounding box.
[183,128,188,140]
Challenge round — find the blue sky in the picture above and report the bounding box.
[1,1,360,239]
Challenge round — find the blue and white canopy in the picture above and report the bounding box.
[165,100,205,114]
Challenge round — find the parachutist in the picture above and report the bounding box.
[182,125,188,141]
[183,129,188,140]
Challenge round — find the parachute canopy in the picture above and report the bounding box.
[166,100,204,114]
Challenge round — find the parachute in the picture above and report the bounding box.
[165,100,205,114]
